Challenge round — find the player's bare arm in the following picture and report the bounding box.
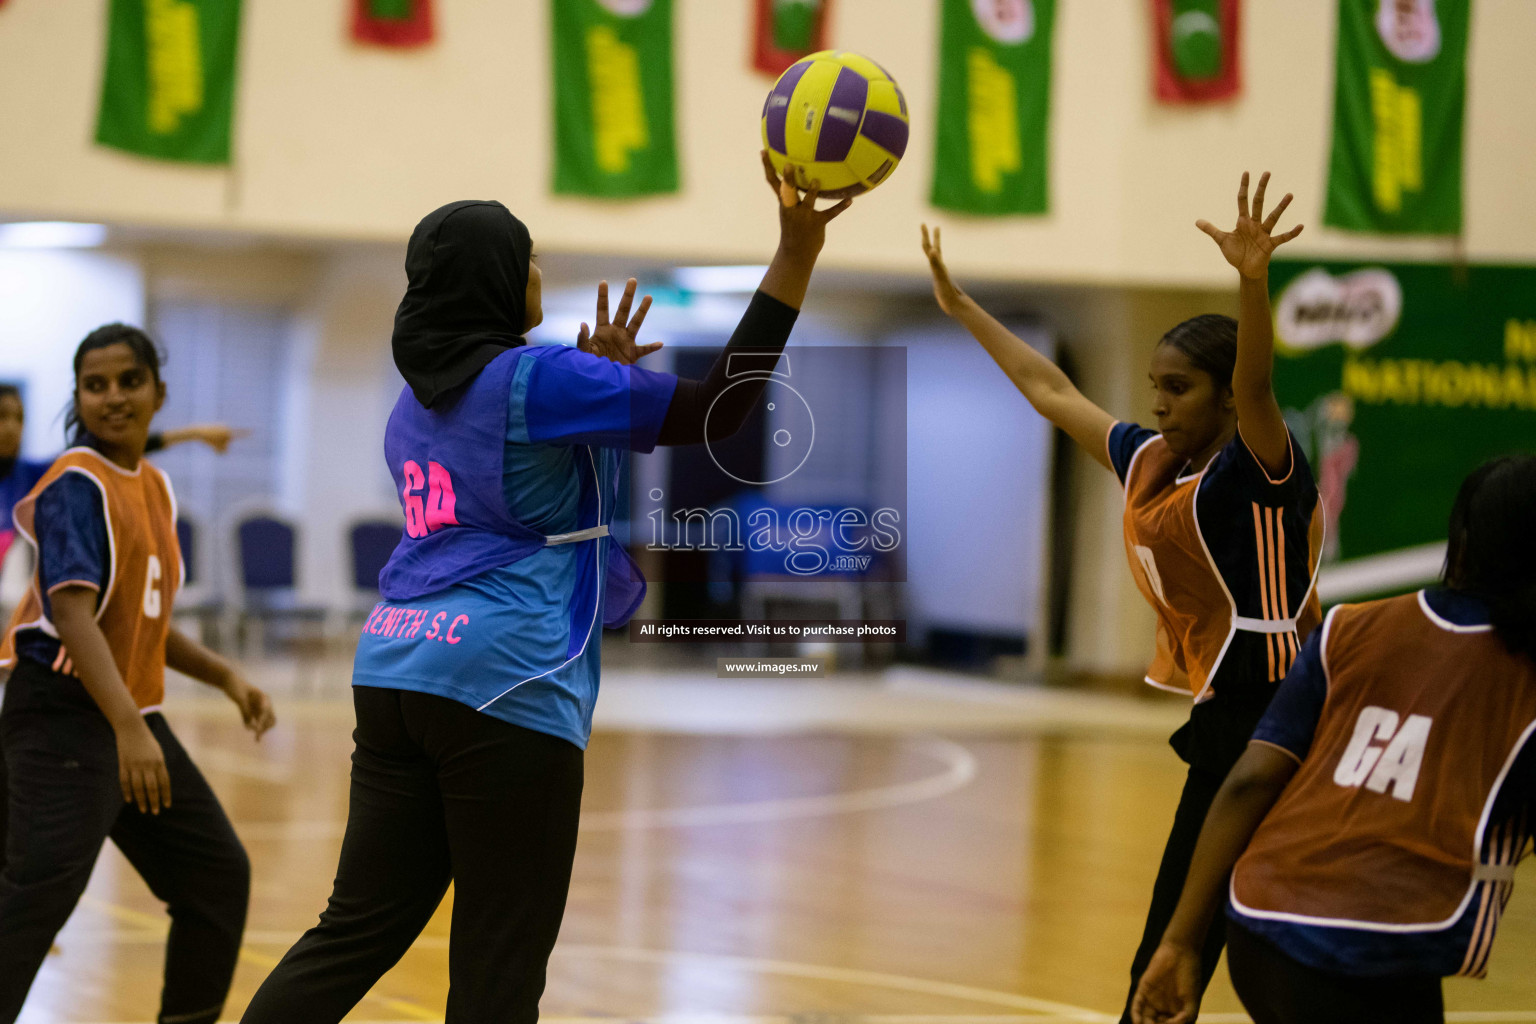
[1131,742,1299,1024]
[158,424,251,454]
[51,585,173,815]
[921,223,1115,471]
[165,627,276,740]
[1197,172,1303,478]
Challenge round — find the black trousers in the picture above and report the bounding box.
[0,658,250,1024]
[241,685,585,1024]
[1119,765,1229,1024]
[1226,920,1444,1024]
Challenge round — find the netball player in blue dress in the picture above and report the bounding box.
[1133,455,1536,1024]
[241,155,849,1023]
[923,173,1318,1022]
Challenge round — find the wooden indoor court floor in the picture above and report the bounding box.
[15,678,1536,1024]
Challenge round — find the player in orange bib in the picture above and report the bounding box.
[1132,455,1536,1024]
[0,325,277,1024]
[923,172,1317,1022]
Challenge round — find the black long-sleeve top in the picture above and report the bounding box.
[656,290,798,447]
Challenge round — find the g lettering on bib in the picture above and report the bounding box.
[142,554,163,619]
[1133,544,1168,605]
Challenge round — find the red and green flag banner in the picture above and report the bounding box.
[753,0,831,76]
[352,0,434,48]
[95,0,242,164]
[1152,0,1240,103]
[552,0,678,197]
[1324,0,1468,235]
[931,0,1054,216]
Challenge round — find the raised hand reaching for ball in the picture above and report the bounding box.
[757,150,851,309]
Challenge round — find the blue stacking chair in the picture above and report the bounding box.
[348,518,402,616]
[234,512,329,654]
[174,515,225,648]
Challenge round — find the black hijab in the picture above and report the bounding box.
[392,200,532,408]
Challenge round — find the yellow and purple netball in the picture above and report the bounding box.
[761,50,910,200]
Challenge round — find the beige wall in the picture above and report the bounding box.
[0,231,1247,676]
[7,0,1529,675]
[3,1,1535,287]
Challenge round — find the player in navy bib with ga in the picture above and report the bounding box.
[1133,456,1536,1024]
[923,173,1319,1022]
[241,155,851,1023]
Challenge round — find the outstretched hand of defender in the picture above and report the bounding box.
[1197,171,1303,280]
[1130,942,1203,1024]
[578,278,661,365]
[920,224,967,317]
[186,424,250,454]
[762,150,851,259]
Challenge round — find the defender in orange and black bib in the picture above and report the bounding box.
[924,172,1318,1022]
[0,325,276,1024]
[1134,456,1536,1024]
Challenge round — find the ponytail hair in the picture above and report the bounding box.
[64,323,165,447]
[1157,314,1238,392]
[1443,455,1536,663]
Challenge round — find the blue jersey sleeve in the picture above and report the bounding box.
[1251,625,1329,762]
[1108,422,1159,485]
[1205,426,1317,500]
[1,457,52,533]
[513,346,678,453]
[34,471,111,597]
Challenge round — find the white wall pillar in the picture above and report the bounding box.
[286,250,405,610]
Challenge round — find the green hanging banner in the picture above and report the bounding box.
[930,0,1054,216]
[1269,258,1536,595]
[95,0,242,165]
[1323,0,1468,235]
[552,0,678,198]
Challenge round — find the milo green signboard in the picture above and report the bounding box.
[1269,259,1536,598]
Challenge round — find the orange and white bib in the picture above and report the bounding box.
[1,447,182,710]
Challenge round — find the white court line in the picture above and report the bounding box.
[579,737,977,829]
[233,737,978,841]
[546,944,1105,1018]
[47,1018,1086,1024]
[182,746,293,784]
[47,1011,1536,1022]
